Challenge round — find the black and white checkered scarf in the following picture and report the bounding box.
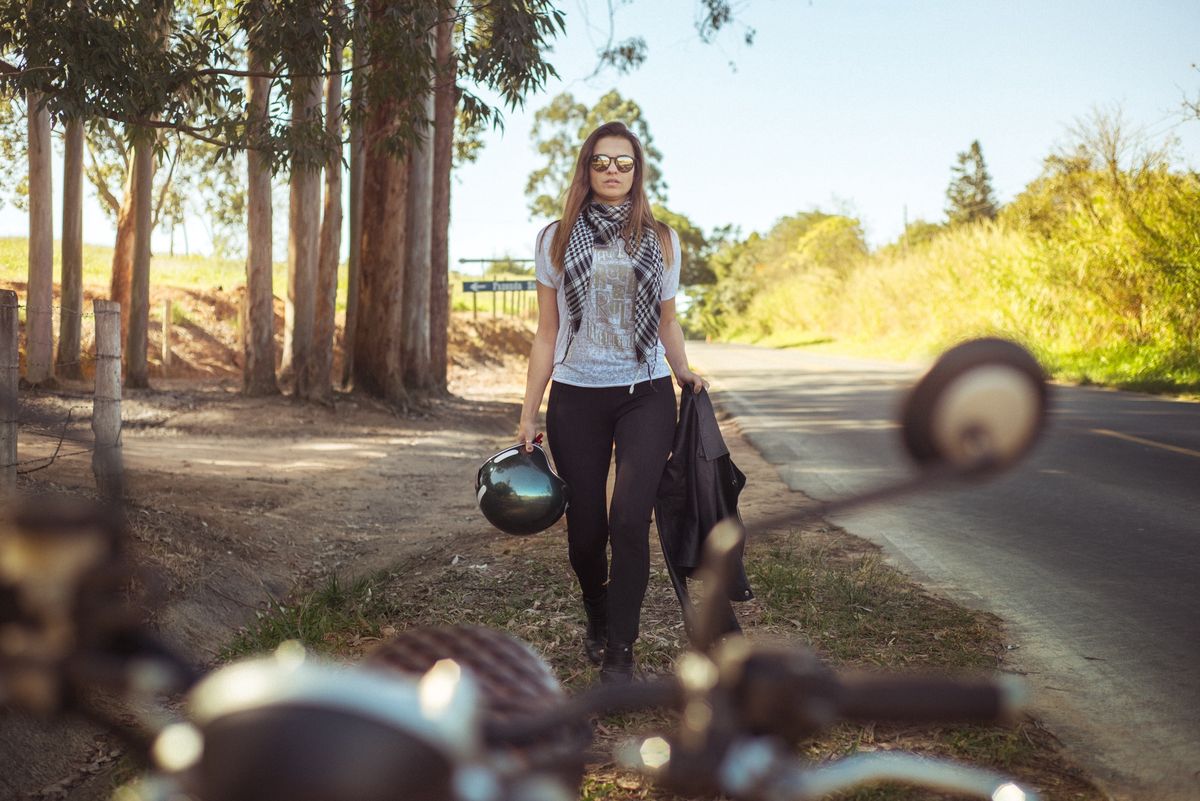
[562,198,664,366]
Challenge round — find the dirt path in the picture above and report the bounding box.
[3,318,554,797]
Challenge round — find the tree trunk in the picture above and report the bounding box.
[243,47,278,396]
[281,78,323,395]
[25,90,54,387]
[308,7,344,405]
[401,84,434,393]
[354,93,409,406]
[109,161,136,347]
[125,129,155,389]
[57,117,84,380]
[429,16,455,395]
[341,10,367,390]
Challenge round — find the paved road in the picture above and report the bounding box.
[690,342,1200,801]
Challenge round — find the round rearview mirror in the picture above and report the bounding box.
[900,338,1047,473]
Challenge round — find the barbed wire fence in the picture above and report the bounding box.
[1,290,123,499]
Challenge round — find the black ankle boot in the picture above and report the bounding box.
[600,642,634,684]
[582,595,607,666]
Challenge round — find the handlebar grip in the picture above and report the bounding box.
[836,672,1025,724]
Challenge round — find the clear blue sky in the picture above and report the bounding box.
[1,0,1197,270]
[450,0,1199,270]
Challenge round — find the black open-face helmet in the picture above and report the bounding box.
[475,441,569,536]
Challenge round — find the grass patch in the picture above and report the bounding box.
[222,526,1100,800]
[747,544,1001,670]
[1042,342,1200,398]
[220,572,404,661]
[0,236,254,290]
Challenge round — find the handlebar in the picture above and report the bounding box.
[687,738,1041,801]
[837,671,1024,725]
[490,647,1024,745]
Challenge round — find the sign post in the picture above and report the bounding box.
[461,280,538,321]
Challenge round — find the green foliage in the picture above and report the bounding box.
[596,37,648,74]
[483,257,533,277]
[0,0,563,169]
[2,0,242,138]
[0,89,24,211]
[650,204,718,286]
[945,139,998,224]
[693,118,1200,394]
[685,211,867,338]
[453,106,487,166]
[525,89,666,219]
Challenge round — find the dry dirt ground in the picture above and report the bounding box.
[3,313,562,798]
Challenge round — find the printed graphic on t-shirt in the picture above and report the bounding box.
[534,224,680,387]
[584,244,636,350]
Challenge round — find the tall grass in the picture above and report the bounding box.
[0,236,262,289]
[0,237,361,312]
[690,158,1200,395]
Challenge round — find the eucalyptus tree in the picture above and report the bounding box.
[0,0,570,405]
[57,112,84,380]
[82,119,241,256]
[308,0,346,405]
[351,0,564,406]
[26,85,53,386]
[1,0,248,386]
[240,0,278,395]
[428,14,455,393]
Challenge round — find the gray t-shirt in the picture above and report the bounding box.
[535,221,681,388]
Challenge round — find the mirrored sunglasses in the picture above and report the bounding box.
[590,154,636,173]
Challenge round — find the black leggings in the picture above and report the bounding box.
[546,376,676,645]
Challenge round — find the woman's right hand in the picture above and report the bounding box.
[517,419,540,452]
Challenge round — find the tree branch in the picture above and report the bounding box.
[84,149,122,216]
[109,114,235,148]
[0,59,57,79]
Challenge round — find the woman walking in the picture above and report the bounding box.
[517,121,706,682]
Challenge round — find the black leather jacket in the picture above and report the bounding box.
[655,388,753,632]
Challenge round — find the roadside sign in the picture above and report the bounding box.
[462,280,537,292]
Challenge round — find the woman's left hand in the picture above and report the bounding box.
[675,368,709,394]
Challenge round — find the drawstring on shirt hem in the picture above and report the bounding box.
[628,357,655,394]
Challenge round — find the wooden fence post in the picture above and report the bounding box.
[1,290,18,495]
[92,300,122,497]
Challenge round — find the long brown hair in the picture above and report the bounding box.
[544,121,674,271]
